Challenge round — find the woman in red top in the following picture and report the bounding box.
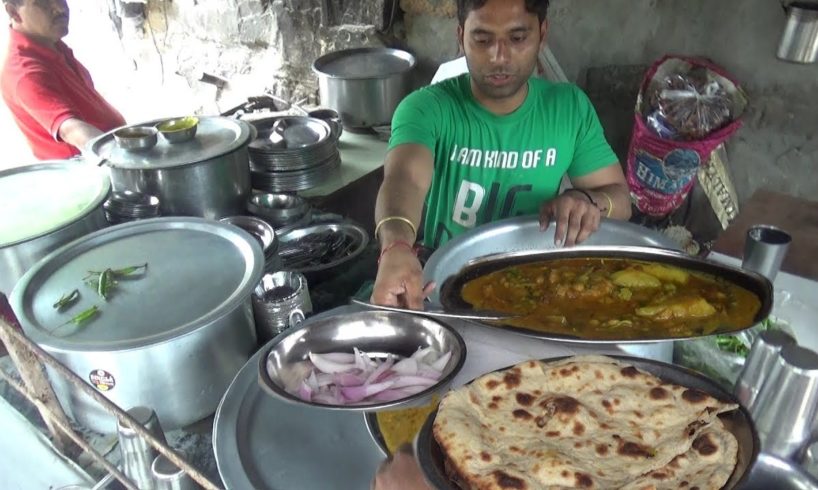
[1,0,126,160]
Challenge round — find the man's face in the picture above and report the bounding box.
[458,0,547,101]
[6,0,70,44]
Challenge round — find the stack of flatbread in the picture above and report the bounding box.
[433,356,739,490]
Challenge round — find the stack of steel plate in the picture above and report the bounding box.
[103,191,160,224]
[248,116,341,192]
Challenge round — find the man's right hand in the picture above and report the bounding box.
[370,247,434,309]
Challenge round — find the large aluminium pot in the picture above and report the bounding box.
[10,217,263,433]
[0,162,110,296]
[312,47,416,129]
[87,117,253,220]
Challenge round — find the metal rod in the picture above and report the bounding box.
[0,295,73,451]
[0,317,223,490]
[0,368,139,490]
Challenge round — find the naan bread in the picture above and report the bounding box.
[432,356,739,490]
[621,418,738,490]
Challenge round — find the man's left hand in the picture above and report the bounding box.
[539,191,601,247]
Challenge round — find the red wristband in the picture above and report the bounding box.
[378,240,417,265]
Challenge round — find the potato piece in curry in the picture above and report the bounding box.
[460,258,761,340]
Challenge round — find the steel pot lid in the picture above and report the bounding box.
[88,116,252,170]
[10,217,263,352]
[312,47,416,80]
[0,162,111,248]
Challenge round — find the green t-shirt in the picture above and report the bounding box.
[389,74,617,248]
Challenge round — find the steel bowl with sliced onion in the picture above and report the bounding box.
[258,310,466,411]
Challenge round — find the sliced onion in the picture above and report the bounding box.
[431,350,452,371]
[364,356,395,385]
[319,353,356,363]
[392,358,419,375]
[308,353,357,374]
[285,347,452,406]
[297,381,313,402]
[340,379,396,402]
[389,375,438,389]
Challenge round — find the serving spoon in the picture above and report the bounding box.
[349,297,518,322]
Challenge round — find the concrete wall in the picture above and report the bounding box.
[402,0,818,204]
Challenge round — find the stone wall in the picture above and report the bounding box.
[68,0,392,122]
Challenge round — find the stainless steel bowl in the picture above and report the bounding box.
[156,116,198,144]
[258,310,467,411]
[247,192,309,225]
[307,108,343,140]
[114,126,158,152]
[219,215,277,257]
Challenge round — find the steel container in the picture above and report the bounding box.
[10,218,263,433]
[0,162,110,296]
[777,2,818,63]
[312,47,416,129]
[88,117,253,219]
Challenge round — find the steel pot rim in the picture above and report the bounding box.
[312,47,417,80]
[0,162,111,248]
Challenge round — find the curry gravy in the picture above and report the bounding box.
[460,258,761,340]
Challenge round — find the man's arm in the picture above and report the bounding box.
[571,163,631,220]
[57,118,103,153]
[539,162,632,247]
[370,143,434,309]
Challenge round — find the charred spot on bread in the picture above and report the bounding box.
[620,366,639,378]
[649,387,669,400]
[493,470,526,489]
[516,392,534,406]
[575,472,594,488]
[513,409,533,420]
[692,433,718,456]
[617,440,656,458]
[681,389,708,404]
[503,371,522,389]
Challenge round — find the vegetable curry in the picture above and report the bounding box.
[461,258,761,340]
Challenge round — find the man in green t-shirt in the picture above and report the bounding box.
[371,0,631,312]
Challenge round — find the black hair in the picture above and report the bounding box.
[456,0,550,26]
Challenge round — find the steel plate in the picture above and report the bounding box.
[88,117,252,169]
[416,355,759,490]
[213,333,385,490]
[438,247,773,344]
[10,217,263,351]
[424,217,680,303]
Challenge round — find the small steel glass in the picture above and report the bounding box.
[117,406,167,490]
[252,270,312,344]
[742,224,792,281]
[751,344,818,459]
[734,329,797,410]
[151,454,198,490]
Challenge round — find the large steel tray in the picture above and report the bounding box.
[438,246,773,344]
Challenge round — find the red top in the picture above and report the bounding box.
[1,28,126,160]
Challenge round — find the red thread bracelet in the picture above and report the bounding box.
[378,240,417,264]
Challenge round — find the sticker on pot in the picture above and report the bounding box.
[89,369,116,391]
